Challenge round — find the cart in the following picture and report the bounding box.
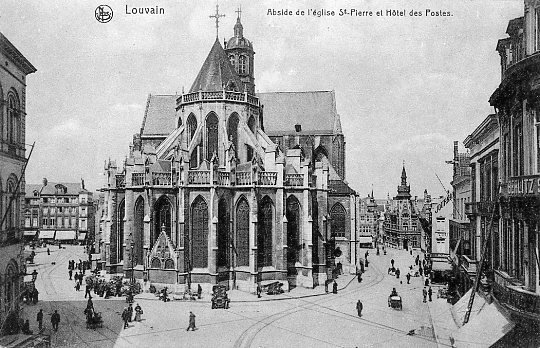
[388,295,402,310]
[211,285,230,309]
[266,282,284,295]
[85,311,103,329]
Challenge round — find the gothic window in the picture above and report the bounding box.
[151,258,161,268]
[239,55,247,74]
[246,145,253,162]
[330,203,346,238]
[154,197,171,245]
[258,197,273,267]
[117,200,125,263]
[227,113,239,153]
[191,196,208,268]
[187,113,197,145]
[190,146,199,169]
[7,94,19,145]
[164,259,175,269]
[177,117,182,128]
[6,176,17,239]
[134,197,144,265]
[236,198,250,267]
[206,112,219,161]
[217,199,229,268]
[286,196,301,270]
[5,261,17,311]
[248,116,256,134]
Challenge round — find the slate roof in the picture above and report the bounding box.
[258,91,342,136]
[140,94,177,136]
[189,38,243,93]
[26,182,84,196]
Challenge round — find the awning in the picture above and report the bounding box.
[55,230,76,240]
[358,236,373,244]
[23,230,37,236]
[78,233,86,241]
[432,259,452,271]
[38,230,55,239]
[454,291,515,346]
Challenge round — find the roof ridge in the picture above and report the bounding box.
[258,90,334,94]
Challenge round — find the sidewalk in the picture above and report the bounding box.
[427,289,459,348]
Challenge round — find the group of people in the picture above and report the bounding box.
[32,309,60,333]
[121,303,143,329]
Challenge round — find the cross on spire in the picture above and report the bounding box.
[235,6,242,20]
[209,4,225,38]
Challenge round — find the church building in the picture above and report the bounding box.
[99,10,357,293]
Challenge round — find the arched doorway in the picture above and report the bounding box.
[257,197,273,268]
[286,196,301,276]
[235,198,250,267]
[217,199,229,268]
[191,196,208,268]
[133,197,144,265]
[153,196,171,246]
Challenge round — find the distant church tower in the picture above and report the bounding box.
[225,8,255,94]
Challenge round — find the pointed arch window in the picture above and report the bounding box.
[154,197,171,246]
[133,197,144,265]
[258,197,273,267]
[217,199,229,268]
[206,113,219,161]
[236,198,250,267]
[330,203,346,238]
[239,55,247,74]
[177,117,182,129]
[6,176,17,239]
[248,116,256,134]
[7,94,19,145]
[187,113,197,145]
[227,113,239,153]
[192,197,208,268]
[116,200,125,263]
[286,196,301,268]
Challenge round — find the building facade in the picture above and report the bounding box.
[24,181,94,244]
[487,0,540,325]
[383,166,423,250]
[99,14,358,293]
[0,33,36,334]
[357,193,379,248]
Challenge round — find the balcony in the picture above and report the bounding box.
[188,170,210,185]
[218,171,231,186]
[493,270,540,320]
[115,175,125,188]
[132,173,145,186]
[284,173,303,187]
[152,172,173,186]
[235,171,252,186]
[177,90,259,108]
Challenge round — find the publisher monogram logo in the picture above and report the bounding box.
[95,5,113,23]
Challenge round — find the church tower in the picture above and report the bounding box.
[225,9,255,94]
[395,164,412,200]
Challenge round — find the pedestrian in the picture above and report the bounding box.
[428,286,433,302]
[37,309,43,331]
[364,250,369,260]
[410,249,412,255]
[356,300,363,317]
[197,284,202,299]
[332,280,338,294]
[121,307,130,329]
[395,268,400,279]
[127,303,133,322]
[357,271,362,283]
[422,287,427,303]
[419,266,423,276]
[75,280,81,292]
[134,303,143,322]
[256,283,262,298]
[86,297,94,313]
[68,269,73,280]
[85,284,92,298]
[51,310,60,331]
[390,259,394,268]
[324,279,329,293]
[406,272,411,284]
[32,288,39,304]
[47,248,50,256]
[22,319,32,334]
[186,311,197,331]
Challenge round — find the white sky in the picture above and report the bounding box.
[1,0,523,198]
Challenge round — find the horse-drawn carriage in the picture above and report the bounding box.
[266,281,284,295]
[211,285,230,309]
[388,295,402,310]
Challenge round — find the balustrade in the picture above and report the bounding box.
[218,171,231,186]
[132,173,145,186]
[152,172,172,186]
[285,173,304,187]
[493,278,540,317]
[188,170,210,185]
[259,171,277,186]
[236,171,252,186]
[178,91,258,107]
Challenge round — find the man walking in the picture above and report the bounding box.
[68,269,73,280]
[422,287,427,303]
[428,286,433,302]
[186,311,197,331]
[391,259,395,268]
[51,310,60,331]
[332,280,338,294]
[356,300,363,317]
[406,272,411,284]
[36,309,43,331]
[122,307,130,329]
[85,284,92,298]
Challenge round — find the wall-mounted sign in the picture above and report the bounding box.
[435,191,453,214]
[506,175,540,197]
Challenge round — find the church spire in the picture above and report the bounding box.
[401,161,407,186]
[234,6,244,38]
